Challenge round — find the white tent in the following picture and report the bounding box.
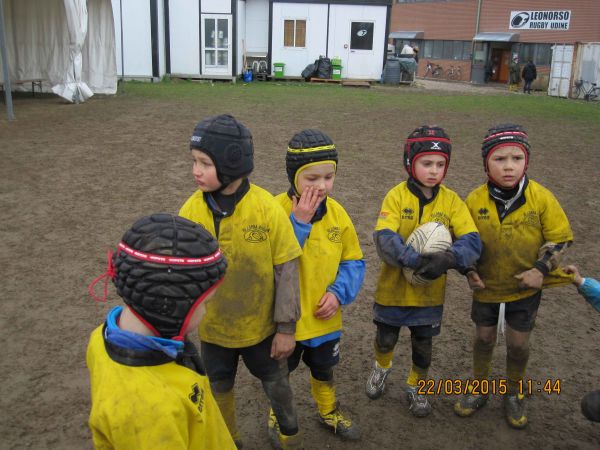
[0,0,117,114]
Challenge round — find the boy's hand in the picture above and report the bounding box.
[292,186,321,223]
[314,292,340,320]
[563,265,583,286]
[467,271,485,290]
[514,268,544,290]
[415,251,456,280]
[270,332,296,360]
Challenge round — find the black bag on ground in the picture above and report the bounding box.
[316,57,332,79]
[302,63,317,80]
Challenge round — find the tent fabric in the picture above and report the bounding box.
[0,0,116,96]
[52,0,94,102]
[473,32,520,42]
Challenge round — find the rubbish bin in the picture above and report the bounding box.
[273,62,285,78]
[332,65,343,80]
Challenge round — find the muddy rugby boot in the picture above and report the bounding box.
[454,387,489,417]
[366,362,392,399]
[318,404,361,440]
[406,385,432,418]
[504,393,527,429]
[268,409,302,449]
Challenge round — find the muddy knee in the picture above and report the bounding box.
[210,377,235,394]
[262,377,298,435]
[375,324,399,354]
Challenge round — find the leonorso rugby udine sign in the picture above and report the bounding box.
[509,10,571,30]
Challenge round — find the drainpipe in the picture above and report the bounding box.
[475,0,482,34]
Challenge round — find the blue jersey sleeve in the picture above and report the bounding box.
[579,278,600,313]
[449,232,482,272]
[373,229,421,268]
[327,259,366,306]
[290,212,312,248]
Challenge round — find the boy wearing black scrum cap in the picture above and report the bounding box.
[274,130,365,441]
[454,124,573,429]
[366,126,481,417]
[179,114,303,449]
[86,213,234,449]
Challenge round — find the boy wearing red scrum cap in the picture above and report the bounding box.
[454,124,573,429]
[274,129,365,441]
[366,126,482,417]
[86,213,234,449]
[179,114,303,449]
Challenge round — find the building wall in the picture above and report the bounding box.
[391,0,600,44]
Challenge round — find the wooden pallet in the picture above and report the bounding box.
[309,77,341,84]
[341,80,371,88]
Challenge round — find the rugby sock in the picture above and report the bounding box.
[406,364,428,387]
[213,389,240,441]
[375,348,393,369]
[506,344,529,394]
[473,339,495,381]
[310,375,337,416]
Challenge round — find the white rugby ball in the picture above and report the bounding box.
[402,222,453,286]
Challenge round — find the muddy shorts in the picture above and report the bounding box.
[201,334,288,382]
[471,291,542,332]
[287,338,340,380]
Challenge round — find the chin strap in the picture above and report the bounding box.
[88,250,115,303]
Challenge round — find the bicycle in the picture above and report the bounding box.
[572,79,599,101]
[445,65,462,81]
[424,61,443,78]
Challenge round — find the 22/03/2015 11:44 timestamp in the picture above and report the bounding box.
[519,379,561,395]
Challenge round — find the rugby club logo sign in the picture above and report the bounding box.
[509,10,571,30]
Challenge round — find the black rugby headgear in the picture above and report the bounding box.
[403,125,451,180]
[109,214,227,340]
[190,114,254,187]
[286,129,338,195]
[481,123,530,174]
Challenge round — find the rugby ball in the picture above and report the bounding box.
[402,222,453,286]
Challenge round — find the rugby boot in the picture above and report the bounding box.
[406,385,432,418]
[318,404,361,440]
[504,393,528,429]
[366,361,391,399]
[454,387,489,417]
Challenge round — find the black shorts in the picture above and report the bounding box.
[287,338,340,376]
[374,320,442,338]
[471,291,542,332]
[200,334,288,382]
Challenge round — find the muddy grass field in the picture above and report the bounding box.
[1,81,599,449]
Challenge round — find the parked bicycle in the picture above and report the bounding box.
[572,79,599,101]
[424,61,443,78]
[445,65,462,81]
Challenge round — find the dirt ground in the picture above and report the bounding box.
[1,81,599,450]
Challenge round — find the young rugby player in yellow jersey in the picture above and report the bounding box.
[178,115,303,449]
[86,213,234,449]
[274,130,365,440]
[366,125,482,417]
[454,124,573,429]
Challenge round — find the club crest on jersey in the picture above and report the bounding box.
[429,212,450,228]
[522,210,541,228]
[189,383,205,413]
[401,208,414,220]
[243,224,269,243]
[327,227,342,243]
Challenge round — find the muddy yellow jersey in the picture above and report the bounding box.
[86,326,235,450]
[276,194,363,340]
[375,182,478,307]
[179,184,302,347]
[466,180,573,303]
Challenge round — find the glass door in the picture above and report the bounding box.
[202,15,231,75]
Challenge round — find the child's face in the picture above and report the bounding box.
[296,163,336,200]
[486,145,527,188]
[413,154,447,187]
[186,290,217,332]
[191,149,221,192]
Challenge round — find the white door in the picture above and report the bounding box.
[202,14,232,75]
[328,5,386,80]
[548,44,573,98]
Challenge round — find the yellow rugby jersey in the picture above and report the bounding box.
[86,326,236,450]
[466,180,573,303]
[375,182,478,307]
[276,194,363,341]
[179,184,302,347]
